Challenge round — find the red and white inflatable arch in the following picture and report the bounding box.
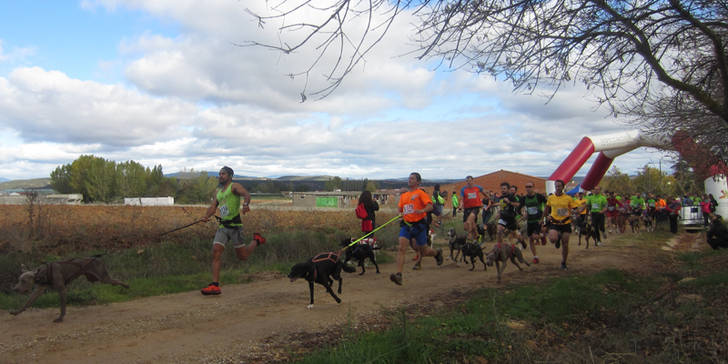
[547,130,728,218]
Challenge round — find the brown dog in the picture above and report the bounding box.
[11,255,129,322]
[486,243,530,283]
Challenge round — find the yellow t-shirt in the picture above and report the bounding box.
[574,197,588,215]
[398,189,432,223]
[547,193,578,224]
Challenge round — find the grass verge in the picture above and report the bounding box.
[292,247,728,364]
[0,229,394,310]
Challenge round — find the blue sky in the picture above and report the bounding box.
[0,1,671,183]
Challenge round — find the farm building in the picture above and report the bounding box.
[425,170,548,196]
[123,196,175,206]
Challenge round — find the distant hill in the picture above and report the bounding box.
[0,175,459,194]
[0,177,8,182]
[0,178,53,191]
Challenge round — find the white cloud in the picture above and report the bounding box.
[0,1,673,182]
[0,39,36,63]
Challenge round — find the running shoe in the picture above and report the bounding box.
[561,262,568,271]
[555,240,561,249]
[412,254,420,261]
[412,261,422,270]
[520,240,527,249]
[253,232,266,245]
[390,272,403,285]
[435,249,444,266]
[532,257,540,264]
[201,282,221,295]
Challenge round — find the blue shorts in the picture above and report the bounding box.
[399,221,428,247]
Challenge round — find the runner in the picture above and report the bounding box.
[646,193,657,229]
[520,182,547,263]
[481,192,495,226]
[630,193,646,218]
[573,191,589,243]
[496,182,524,247]
[200,166,266,296]
[655,195,668,229]
[544,179,582,270]
[585,186,607,245]
[451,191,459,217]
[428,184,445,228]
[666,196,682,234]
[459,176,488,242]
[605,191,623,234]
[390,172,443,285]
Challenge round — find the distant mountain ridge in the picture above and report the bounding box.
[0,178,52,191]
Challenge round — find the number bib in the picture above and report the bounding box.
[403,204,415,215]
[219,205,230,218]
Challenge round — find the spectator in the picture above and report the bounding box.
[707,215,728,249]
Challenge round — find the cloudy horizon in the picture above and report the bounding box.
[0,1,672,182]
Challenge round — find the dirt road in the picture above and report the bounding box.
[0,239,664,363]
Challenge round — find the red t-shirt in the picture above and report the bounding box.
[460,185,484,208]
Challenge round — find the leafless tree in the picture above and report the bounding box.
[245,1,727,159]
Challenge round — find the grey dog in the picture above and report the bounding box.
[486,243,530,283]
[11,255,129,322]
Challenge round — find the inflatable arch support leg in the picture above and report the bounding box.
[547,130,728,219]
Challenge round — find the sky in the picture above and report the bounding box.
[0,0,672,182]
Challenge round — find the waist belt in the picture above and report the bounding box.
[219,214,242,228]
[551,217,570,225]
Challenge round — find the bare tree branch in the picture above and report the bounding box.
[244,0,728,159]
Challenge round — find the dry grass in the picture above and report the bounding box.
[0,204,396,255]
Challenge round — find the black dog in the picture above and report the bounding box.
[447,229,467,262]
[577,215,595,248]
[340,238,380,275]
[478,222,497,242]
[461,242,487,271]
[288,252,356,309]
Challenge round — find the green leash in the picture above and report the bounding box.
[347,215,402,248]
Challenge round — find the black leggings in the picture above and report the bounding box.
[591,212,605,242]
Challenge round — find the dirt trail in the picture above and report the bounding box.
[0,236,682,363]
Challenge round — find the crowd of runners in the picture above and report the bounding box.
[200,167,723,292]
[393,174,724,283]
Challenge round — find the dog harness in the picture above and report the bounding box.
[312,252,339,264]
[494,243,517,258]
[310,252,340,281]
[34,258,98,285]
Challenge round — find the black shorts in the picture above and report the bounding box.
[463,207,481,222]
[548,223,572,234]
[526,221,542,236]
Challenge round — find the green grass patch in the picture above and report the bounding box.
[293,269,655,363]
[0,228,376,310]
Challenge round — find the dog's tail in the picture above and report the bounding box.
[341,262,356,273]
